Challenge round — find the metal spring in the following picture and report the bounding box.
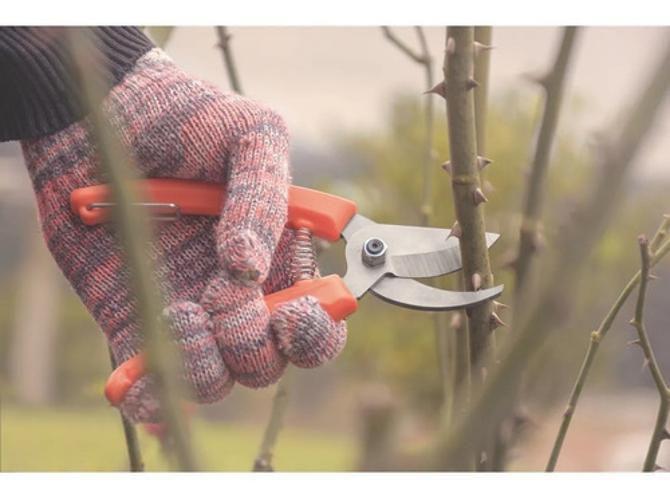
[291,227,317,282]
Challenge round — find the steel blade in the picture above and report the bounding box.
[369,276,504,311]
[390,232,500,278]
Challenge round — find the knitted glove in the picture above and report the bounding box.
[21,48,347,423]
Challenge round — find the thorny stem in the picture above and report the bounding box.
[441,26,497,469]
[216,27,244,94]
[66,29,197,471]
[443,27,496,380]
[436,33,670,469]
[253,369,293,471]
[632,237,670,472]
[546,217,670,471]
[514,27,580,303]
[109,348,144,472]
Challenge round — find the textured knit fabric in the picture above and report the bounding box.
[20,48,347,423]
[0,27,154,142]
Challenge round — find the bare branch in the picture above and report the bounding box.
[514,27,580,300]
[631,236,670,472]
[381,26,429,65]
[108,348,144,471]
[66,28,197,471]
[547,216,670,470]
[546,217,670,471]
[253,369,292,471]
[215,26,244,94]
[473,27,493,155]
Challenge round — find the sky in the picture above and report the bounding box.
[163,26,670,180]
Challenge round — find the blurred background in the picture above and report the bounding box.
[1,26,669,471]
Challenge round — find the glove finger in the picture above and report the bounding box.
[118,374,162,424]
[263,227,298,294]
[218,228,273,285]
[163,301,234,403]
[116,301,236,424]
[271,295,347,369]
[202,273,287,388]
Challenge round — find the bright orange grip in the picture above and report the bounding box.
[70,179,357,242]
[104,275,357,407]
[264,274,357,322]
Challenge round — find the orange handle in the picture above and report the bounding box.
[104,275,357,407]
[264,274,357,322]
[70,179,357,242]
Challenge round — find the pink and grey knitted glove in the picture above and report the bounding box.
[21,48,347,423]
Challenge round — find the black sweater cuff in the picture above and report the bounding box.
[0,27,154,142]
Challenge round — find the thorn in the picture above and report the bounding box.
[649,273,659,281]
[642,358,650,370]
[473,187,489,206]
[490,311,508,330]
[477,156,493,170]
[522,71,548,88]
[446,37,455,55]
[466,77,480,90]
[629,318,638,327]
[474,41,495,56]
[449,311,463,330]
[626,339,642,347]
[653,464,665,472]
[563,405,575,419]
[661,429,670,441]
[448,220,462,239]
[424,81,446,98]
[472,272,482,291]
[532,230,547,252]
[441,160,452,175]
[493,300,509,311]
[591,331,602,344]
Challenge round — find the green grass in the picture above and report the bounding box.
[1,406,356,471]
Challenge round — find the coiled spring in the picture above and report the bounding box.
[291,227,317,282]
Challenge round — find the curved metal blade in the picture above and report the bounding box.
[390,232,500,278]
[370,276,504,311]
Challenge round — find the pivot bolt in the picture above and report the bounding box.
[362,237,388,267]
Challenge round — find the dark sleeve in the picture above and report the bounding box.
[0,27,154,142]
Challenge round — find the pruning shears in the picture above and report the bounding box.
[70,179,503,406]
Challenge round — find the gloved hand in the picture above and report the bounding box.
[21,48,347,423]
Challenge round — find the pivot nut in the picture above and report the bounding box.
[362,237,388,267]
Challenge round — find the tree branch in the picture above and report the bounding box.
[632,236,670,472]
[514,27,580,301]
[253,369,292,471]
[381,26,429,65]
[216,26,244,94]
[109,348,144,472]
[473,26,493,155]
[443,26,497,376]
[546,216,670,471]
[66,29,197,471]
